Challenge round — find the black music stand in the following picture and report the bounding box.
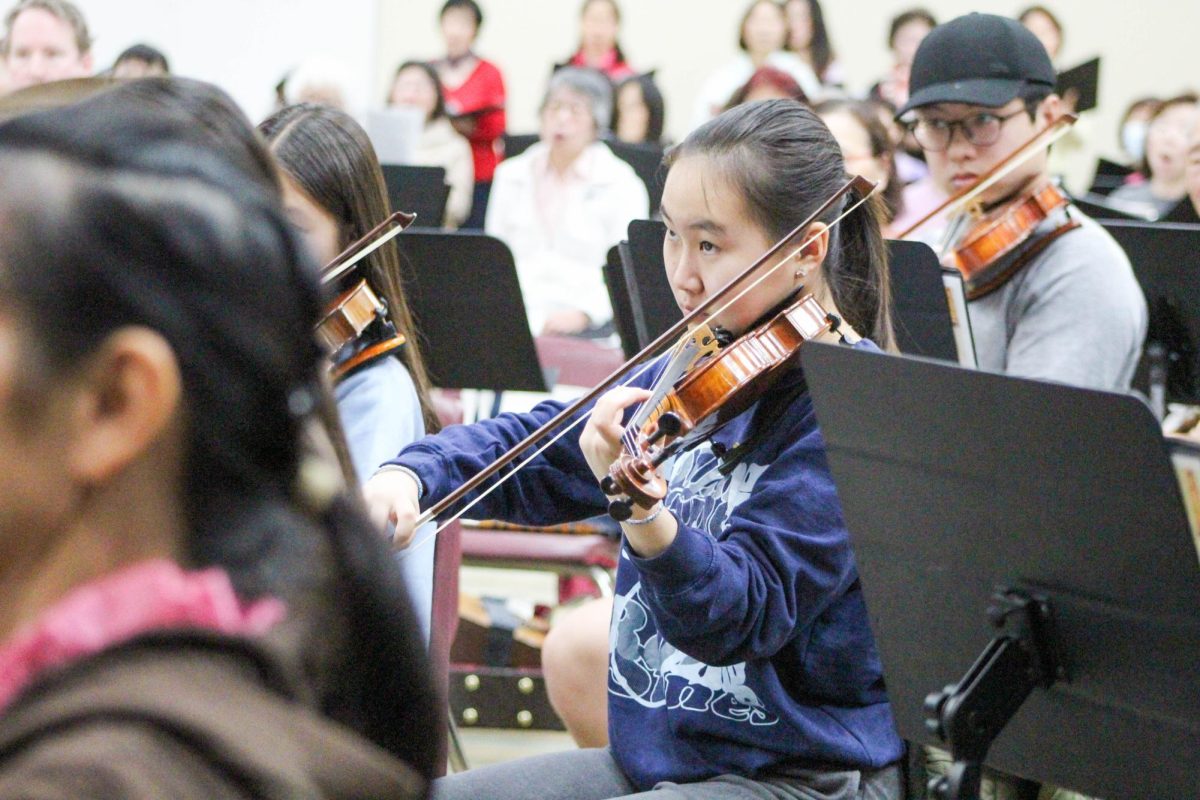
[802,343,1200,800]
[398,231,547,392]
[1103,220,1200,403]
[382,164,451,229]
[605,243,641,358]
[621,219,682,348]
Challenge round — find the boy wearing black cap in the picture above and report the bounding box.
[898,12,1146,392]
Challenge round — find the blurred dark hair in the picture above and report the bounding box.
[392,60,447,120]
[785,0,835,82]
[612,72,665,145]
[114,42,169,73]
[440,0,482,28]
[666,99,894,349]
[725,66,808,111]
[0,96,439,777]
[888,8,936,48]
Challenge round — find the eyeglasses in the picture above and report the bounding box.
[905,110,1026,152]
[542,99,591,119]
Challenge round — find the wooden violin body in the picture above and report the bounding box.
[949,180,1070,279]
[602,293,837,516]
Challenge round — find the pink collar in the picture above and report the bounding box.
[0,559,286,712]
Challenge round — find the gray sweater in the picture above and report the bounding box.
[967,208,1148,392]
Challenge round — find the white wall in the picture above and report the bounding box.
[79,0,380,122]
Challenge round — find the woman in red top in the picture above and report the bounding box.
[434,0,506,229]
[562,0,635,82]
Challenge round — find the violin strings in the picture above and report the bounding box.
[398,185,876,559]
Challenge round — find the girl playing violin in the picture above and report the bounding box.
[260,103,441,637]
[366,98,903,799]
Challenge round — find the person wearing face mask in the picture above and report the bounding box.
[1108,94,1200,219]
[1117,97,1161,172]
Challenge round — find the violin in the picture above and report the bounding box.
[315,210,415,380]
[409,175,877,532]
[600,293,839,518]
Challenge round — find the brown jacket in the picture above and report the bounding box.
[0,631,426,800]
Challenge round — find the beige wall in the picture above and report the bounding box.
[377,0,1195,190]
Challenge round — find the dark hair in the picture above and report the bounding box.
[577,0,628,67]
[440,0,482,28]
[0,99,439,774]
[665,99,894,349]
[612,72,665,145]
[814,98,904,224]
[887,8,936,48]
[102,77,277,189]
[725,66,808,111]
[738,0,786,52]
[392,60,447,120]
[260,104,441,437]
[114,42,169,73]
[785,0,834,82]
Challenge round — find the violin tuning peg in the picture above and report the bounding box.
[600,476,620,495]
[607,498,634,522]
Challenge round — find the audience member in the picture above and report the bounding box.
[1183,114,1200,221]
[816,98,903,236]
[485,67,646,336]
[1117,96,1161,172]
[0,87,437,798]
[111,42,169,78]
[611,71,665,146]
[869,8,935,111]
[389,60,475,228]
[282,56,352,111]
[433,0,506,230]
[784,0,842,89]
[1109,94,1200,219]
[724,66,807,109]
[561,0,634,83]
[691,0,820,129]
[1018,5,1063,63]
[1,0,91,92]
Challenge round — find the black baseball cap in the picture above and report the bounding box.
[896,13,1056,117]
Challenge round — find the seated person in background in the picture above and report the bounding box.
[260,103,443,638]
[389,60,475,228]
[1180,113,1200,223]
[0,91,436,798]
[723,65,808,109]
[1109,94,1200,219]
[1018,5,1063,63]
[486,67,647,336]
[282,56,353,111]
[691,0,820,129]
[1115,96,1161,174]
[784,0,844,90]
[612,72,666,146]
[561,0,634,82]
[869,8,936,111]
[111,43,169,78]
[898,12,1146,392]
[1,0,91,92]
[816,98,905,237]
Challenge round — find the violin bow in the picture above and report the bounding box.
[895,113,1078,242]
[321,210,416,286]
[405,175,877,538]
